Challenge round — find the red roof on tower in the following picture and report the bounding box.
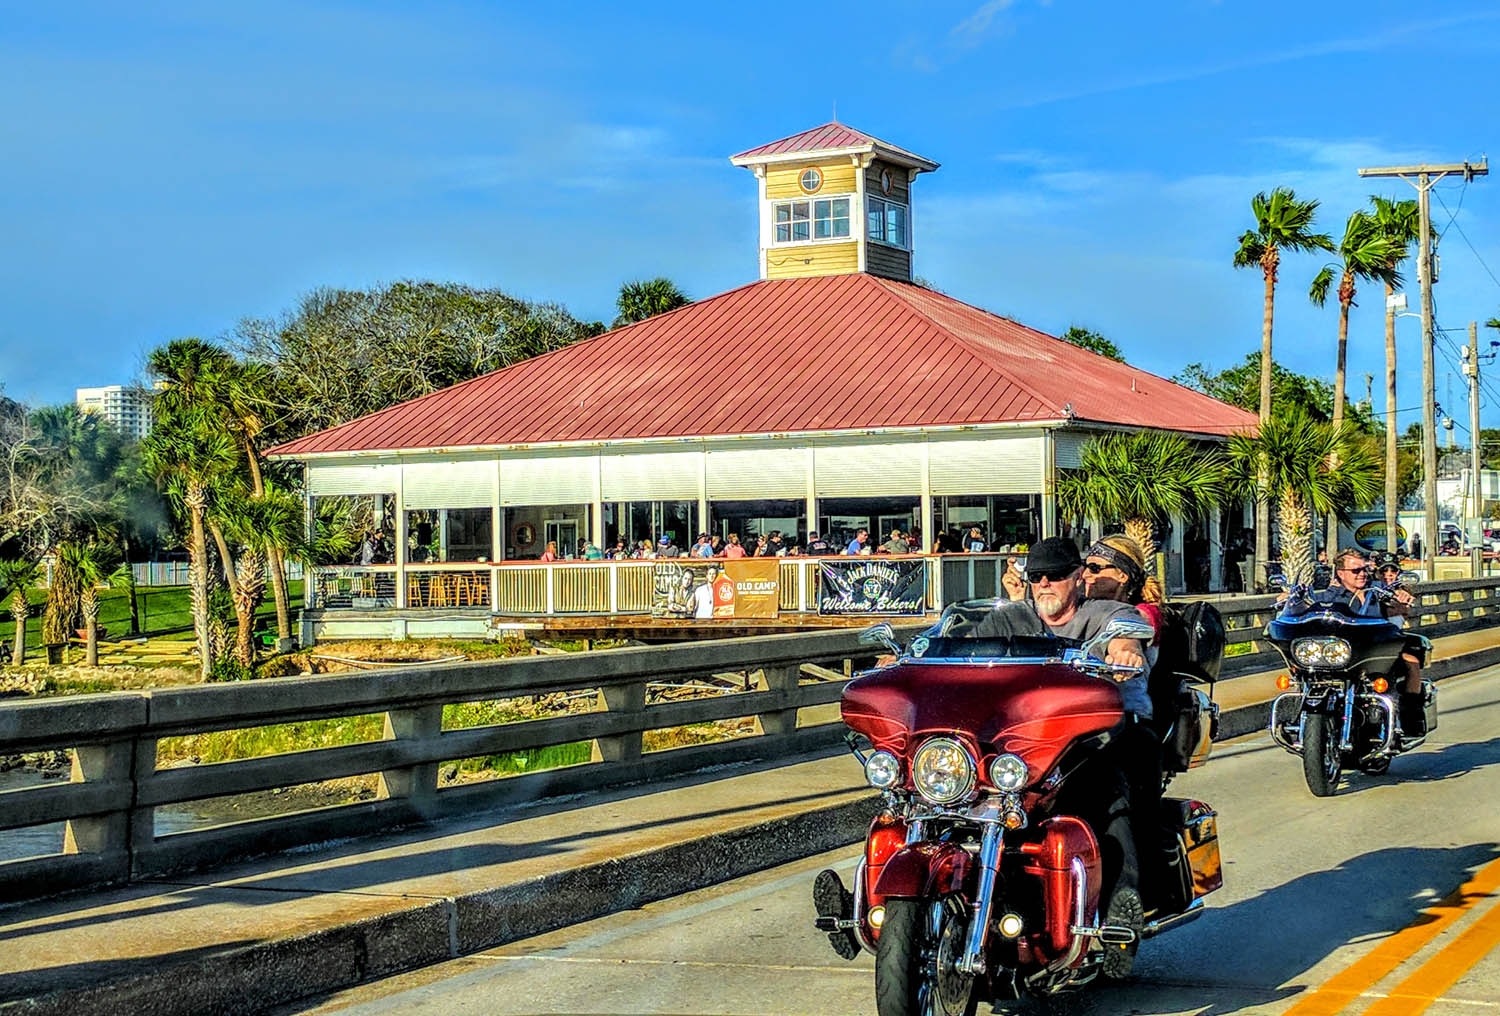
[267,274,1257,459]
[730,122,939,170]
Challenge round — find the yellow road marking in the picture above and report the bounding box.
[1361,890,1500,1016]
[1281,853,1500,1016]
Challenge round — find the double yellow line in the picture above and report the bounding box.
[1283,852,1500,1016]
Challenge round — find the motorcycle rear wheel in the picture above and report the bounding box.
[1302,711,1342,797]
[875,899,979,1016]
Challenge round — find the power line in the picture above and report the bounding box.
[1434,188,1500,293]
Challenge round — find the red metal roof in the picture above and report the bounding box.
[267,274,1257,458]
[730,122,937,169]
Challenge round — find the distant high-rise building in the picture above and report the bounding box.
[75,384,152,441]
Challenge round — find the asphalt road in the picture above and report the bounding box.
[290,669,1500,1016]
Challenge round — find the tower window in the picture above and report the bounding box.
[775,197,849,243]
[799,168,823,193]
[867,196,909,249]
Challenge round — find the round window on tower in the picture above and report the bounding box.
[799,168,823,193]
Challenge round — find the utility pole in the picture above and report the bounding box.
[1463,323,1497,576]
[1358,160,1488,577]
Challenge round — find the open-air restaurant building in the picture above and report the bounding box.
[266,123,1257,641]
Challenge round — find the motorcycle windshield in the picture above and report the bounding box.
[841,656,1124,781]
[1268,596,1403,640]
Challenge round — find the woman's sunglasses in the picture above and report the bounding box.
[1082,561,1115,575]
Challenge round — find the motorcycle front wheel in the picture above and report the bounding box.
[875,898,979,1016]
[1302,710,1342,797]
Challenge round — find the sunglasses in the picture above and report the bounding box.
[1082,561,1114,575]
[1339,565,1372,575]
[1027,566,1078,584]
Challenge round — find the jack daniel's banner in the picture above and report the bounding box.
[818,559,927,615]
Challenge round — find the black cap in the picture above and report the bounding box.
[1026,536,1082,575]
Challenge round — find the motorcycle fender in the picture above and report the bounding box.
[871,841,973,899]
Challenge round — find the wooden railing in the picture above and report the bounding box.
[0,630,882,903]
[307,554,1023,617]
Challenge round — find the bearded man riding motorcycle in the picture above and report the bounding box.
[971,536,1154,977]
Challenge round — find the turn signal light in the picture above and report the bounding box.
[1276,674,1293,691]
[869,905,886,929]
[1372,677,1389,693]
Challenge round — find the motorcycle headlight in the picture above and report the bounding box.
[989,753,1029,791]
[1292,637,1352,668]
[912,737,976,805]
[865,751,901,790]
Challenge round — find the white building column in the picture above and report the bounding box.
[1208,510,1223,591]
[1167,510,1185,595]
[394,485,407,611]
[491,461,503,562]
[591,452,605,547]
[699,448,710,540]
[1040,430,1058,539]
[919,441,934,553]
[805,444,817,541]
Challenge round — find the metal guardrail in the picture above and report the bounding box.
[0,630,881,903]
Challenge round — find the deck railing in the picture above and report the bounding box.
[306,553,1020,617]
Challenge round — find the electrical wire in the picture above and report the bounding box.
[1434,187,1500,293]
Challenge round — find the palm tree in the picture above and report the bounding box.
[144,340,240,679]
[613,278,689,328]
[1227,409,1382,585]
[1309,210,1404,554]
[1055,431,1226,576]
[0,558,39,664]
[61,541,113,668]
[1233,189,1334,584]
[1370,196,1420,555]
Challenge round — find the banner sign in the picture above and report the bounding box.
[653,559,781,618]
[818,559,927,616]
[716,559,780,618]
[1354,519,1406,552]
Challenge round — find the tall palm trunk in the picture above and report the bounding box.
[1124,516,1158,576]
[1327,281,1353,555]
[242,441,291,644]
[1255,249,1280,590]
[121,533,140,636]
[82,588,99,668]
[9,591,27,665]
[1278,488,1315,586]
[1384,283,1400,556]
[208,519,251,667]
[233,548,266,667]
[185,483,213,681]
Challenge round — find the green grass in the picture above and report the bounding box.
[1,580,305,653]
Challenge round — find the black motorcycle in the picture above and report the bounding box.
[1266,584,1437,796]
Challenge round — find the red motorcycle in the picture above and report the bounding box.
[813,600,1224,1012]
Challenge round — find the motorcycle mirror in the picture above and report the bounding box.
[857,622,901,654]
[1399,570,1421,584]
[1081,615,1154,658]
[1268,574,1289,590]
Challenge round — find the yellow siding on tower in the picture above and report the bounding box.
[765,241,859,279]
[765,162,858,199]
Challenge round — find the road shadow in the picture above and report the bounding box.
[1330,734,1500,795]
[994,841,1500,1016]
[0,938,257,1004]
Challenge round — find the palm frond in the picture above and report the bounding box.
[1309,265,1335,307]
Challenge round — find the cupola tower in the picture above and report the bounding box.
[730,123,938,283]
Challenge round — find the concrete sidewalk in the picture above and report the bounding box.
[4,628,1500,1016]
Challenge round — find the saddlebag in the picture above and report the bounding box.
[1159,798,1222,904]
[1161,684,1215,774]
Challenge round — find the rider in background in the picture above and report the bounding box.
[1373,554,1428,736]
[1303,548,1425,736]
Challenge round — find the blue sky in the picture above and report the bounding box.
[6,0,1500,437]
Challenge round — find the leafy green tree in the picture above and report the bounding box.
[143,340,241,679]
[1233,188,1335,584]
[61,541,115,668]
[1055,431,1226,574]
[1227,409,1382,586]
[1172,354,1365,426]
[613,278,690,328]
[1059,326,1124,362]
[238,281,604,439]
[1371,196,1420,553]
[0,558,38,664]
[1309,210,1404,553]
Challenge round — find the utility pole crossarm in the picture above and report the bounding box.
[1358,161,1488,181]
